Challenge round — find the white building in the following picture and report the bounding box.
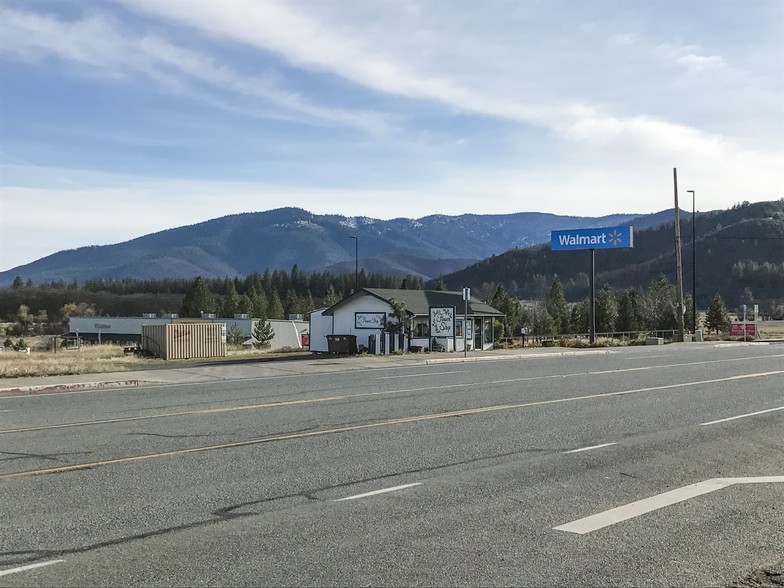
[69,314,308,351]
[310,288,503,354]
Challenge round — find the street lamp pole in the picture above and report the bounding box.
[351,235,359,293]
[687,190,696,333]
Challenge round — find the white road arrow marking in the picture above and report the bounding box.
[554,477,784,534]
[0,560,65,577]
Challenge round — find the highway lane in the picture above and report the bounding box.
[0,343,782,586]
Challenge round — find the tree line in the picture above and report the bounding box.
[0,267,426,336]
[488,274,741,340]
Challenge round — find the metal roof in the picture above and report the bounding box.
[322,288,504,317]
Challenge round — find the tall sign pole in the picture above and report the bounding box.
[462,287,470,358]
[589,249,596,344]
[673,168,685,342]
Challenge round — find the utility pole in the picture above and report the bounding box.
[673,168,685,342]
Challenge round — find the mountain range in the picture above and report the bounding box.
[439,199,784,307]
[0,207,683,287]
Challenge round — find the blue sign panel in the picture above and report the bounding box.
[551,226,633,251]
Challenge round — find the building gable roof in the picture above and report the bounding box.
[322,288,503,317]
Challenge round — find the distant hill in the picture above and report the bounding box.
[0,207,682,286]
[436,200,784,307]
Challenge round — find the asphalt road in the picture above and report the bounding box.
[1,343,782,586]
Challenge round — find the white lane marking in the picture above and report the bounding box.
[3,370,783,436]
[564,442,617,454]
[335,482,422,501]
[0,559,65,577]
[554,477,784,535]
[3,352,783,402]
[3,353,783,404]
[376,371,464,380]
[0,409,12,412]
[701,406,784,426]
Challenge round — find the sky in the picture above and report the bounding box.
[0,0,782,272]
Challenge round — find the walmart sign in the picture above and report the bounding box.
[551,226,633,251]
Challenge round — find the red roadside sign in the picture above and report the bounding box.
[730,323,756,337]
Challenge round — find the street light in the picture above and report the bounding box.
[350,235,359,293]
[687,190,696,334]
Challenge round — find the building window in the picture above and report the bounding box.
[413,317,429,338]
[455,320,463,337]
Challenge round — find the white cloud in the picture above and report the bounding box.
[1,1,782,271]
[0,6,390,133]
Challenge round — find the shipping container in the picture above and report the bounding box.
[142,323,227,360]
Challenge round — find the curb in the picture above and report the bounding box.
[0,380,160,396]
[424,349,615,364]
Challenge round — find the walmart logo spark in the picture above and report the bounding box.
[607,229,623,245]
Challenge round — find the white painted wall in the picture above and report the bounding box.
[70,316,172,336]
[331,295,391,353]
[308,308,333,353]
[267,319,308,350]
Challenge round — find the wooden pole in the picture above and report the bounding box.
[673,168,685,342]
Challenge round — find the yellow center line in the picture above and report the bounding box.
[0,396,345,435]
[2,370,781,480]
[3,353,781,436]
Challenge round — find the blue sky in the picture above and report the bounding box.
[1,0,782,271]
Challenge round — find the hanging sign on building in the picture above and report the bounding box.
[430,306,455,337]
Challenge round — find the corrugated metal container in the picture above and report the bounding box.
[142,323,226,360]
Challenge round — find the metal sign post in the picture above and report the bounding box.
[462,287,470,357]
[589,249,596,344]
[742,304,747,341]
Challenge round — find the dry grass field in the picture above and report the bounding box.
[758,320,784,339]
[0,323,781,380]
[0,339,294,379]
[0,345,159,378]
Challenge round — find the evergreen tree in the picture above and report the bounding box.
[617,289,641,332]
[595,284,619,333]
[253,319,274,348]
[180,276,214,318]
[324,284,342,306]
[249,287,268,319]
[435,277,447,291]
[491,284,522,336]
[302,291,316,315]
[640,275,677,331]
[227,322,245,345]
[267,290,285,319]
[530,304,556,338]
[284,289,302,317]
[705,293,730,334]
[570,298,590,333]
[545,276,570,334]
[221,280,239,317]
[237,294,251,315]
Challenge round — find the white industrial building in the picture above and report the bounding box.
[68,314,308,351]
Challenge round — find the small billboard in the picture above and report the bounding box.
[730,323,756,337]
